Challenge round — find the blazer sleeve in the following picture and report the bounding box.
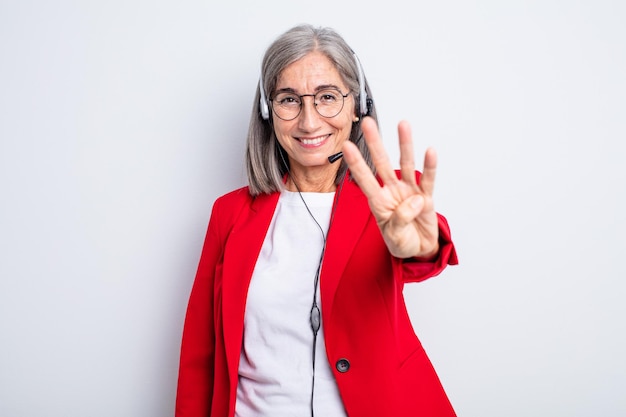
[385,170,458,283]
[394,212,459,284]
[175,200,223,416]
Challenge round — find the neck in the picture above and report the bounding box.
[287,167,339,193]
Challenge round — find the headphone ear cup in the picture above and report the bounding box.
[260,96,270,120]
[259,78,270,120]
[353,53,368,116]
[365,98,373,116]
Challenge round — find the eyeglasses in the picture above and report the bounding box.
[270,88,350,121]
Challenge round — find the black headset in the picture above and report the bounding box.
[259,52,371,121]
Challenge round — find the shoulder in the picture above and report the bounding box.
[208,186,281,242]
[209,186,253,226]
[214,186,253,208]
[211,186,281,221]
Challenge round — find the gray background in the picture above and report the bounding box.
[1,0,625,416]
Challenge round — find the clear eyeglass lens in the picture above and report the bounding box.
[272,89,345,120]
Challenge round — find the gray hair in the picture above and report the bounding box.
[245,24,378,196]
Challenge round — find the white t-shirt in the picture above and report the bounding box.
[235,190,347,417]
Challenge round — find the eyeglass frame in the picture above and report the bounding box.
[269,88,351,121]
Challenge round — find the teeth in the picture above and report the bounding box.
[301,136,327,145]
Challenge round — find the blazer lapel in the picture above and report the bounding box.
[220,192,280,386]
[321,177,371,320]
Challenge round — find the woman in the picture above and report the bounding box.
[176,24,459,417]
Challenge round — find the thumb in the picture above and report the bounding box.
[391,195,424,227]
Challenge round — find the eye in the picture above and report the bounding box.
[317,91,340,103]
[275,94,300,106]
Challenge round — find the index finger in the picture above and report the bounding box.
[360,117,398,185]
[397,120,418,188]
[342,140,382,199]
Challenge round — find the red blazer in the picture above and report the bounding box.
[176,174,459,417]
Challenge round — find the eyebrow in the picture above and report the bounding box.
[274,84,344,95]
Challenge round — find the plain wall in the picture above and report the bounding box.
[1,0,625,416]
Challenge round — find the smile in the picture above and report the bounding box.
[298,134,330,146]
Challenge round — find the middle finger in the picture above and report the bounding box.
[397,120,418,188]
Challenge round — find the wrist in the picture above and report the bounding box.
[411,242,440,262]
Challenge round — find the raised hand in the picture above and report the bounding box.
[342,117,440,259]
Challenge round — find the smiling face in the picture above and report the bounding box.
[272,51,356,191]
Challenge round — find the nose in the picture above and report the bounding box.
[297,95,320,130]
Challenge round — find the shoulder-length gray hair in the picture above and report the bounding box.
[245,24,378,196]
